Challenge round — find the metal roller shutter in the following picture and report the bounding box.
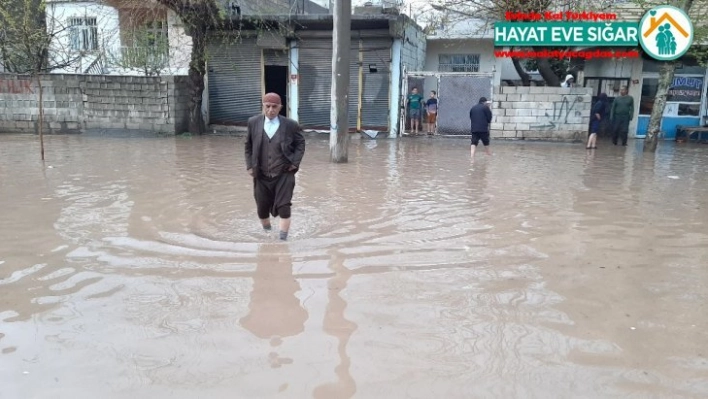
[348,46,358,130]
[298,38,359,129]
[264,49,288,66]
[361,38,391,130]
[207,36,262,125]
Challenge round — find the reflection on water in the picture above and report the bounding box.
[1,134,707,398]
[240,243,308,342]
[313,251,357,399]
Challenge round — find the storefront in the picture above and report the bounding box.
[636,57,708,139]
[203,15,422,135]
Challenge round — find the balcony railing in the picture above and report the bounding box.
[119,46,170,71]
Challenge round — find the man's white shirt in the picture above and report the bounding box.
[264,116,280,139]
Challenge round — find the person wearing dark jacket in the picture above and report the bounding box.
[469,97,493,158]
[245,92,306,241]
[587,93,608,150]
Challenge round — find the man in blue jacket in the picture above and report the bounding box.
[469,97,493,158]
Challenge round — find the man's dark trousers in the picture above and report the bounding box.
[612,115,630,146]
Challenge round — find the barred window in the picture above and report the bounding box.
[68,17,98,51]
[144,20,168,48]
[438,54,480,72]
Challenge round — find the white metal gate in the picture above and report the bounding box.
[402,72,494,135]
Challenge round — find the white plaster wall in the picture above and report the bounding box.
[166,10,191,75]
[46,1,191,76]
[423,38,501,96]
[424,39,497,75]
[584,58,636,80]
[46,1,121,74]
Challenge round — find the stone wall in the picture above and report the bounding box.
[400,21,426,71]
[0,74,190,134]
[490,86,593,141]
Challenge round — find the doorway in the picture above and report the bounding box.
[264,65,288,117]
[584,77,631,137]
[402,72,494,136]
[404,76,425,132]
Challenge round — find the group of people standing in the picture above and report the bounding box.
[406,82,636,155]
[406,88,439,135]
[587,87,635,149]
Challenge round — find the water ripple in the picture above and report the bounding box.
[1,134,707,398]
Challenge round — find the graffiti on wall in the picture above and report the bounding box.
[0,78,32,94]
[530,96,584,130]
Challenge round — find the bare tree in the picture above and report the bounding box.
[430,0,599,86]
[107,24,172,76]
[0,0,81,160]
[642,0,706,152]
[150,0,228,135]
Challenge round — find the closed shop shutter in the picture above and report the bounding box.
[298,38,359,129]
[361,38,392,130]
[264,49,288,66]
[207,36,262,125]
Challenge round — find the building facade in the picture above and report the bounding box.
[584,56,708,140]
[204,12,426,137]
[582,2,708,140]
[45,0,191,76]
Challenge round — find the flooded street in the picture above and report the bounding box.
[1,133,707,399]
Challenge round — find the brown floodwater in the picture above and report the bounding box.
[1,133,707,399]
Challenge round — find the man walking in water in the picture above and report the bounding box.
[469,97,493,159]
[245,92,306,241]
[610,86,634,146]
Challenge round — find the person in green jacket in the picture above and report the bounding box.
[610,87,635,146]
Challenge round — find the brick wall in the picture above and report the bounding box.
[490,86,593,141]
[0,74,191,134]
[400,22,426,72]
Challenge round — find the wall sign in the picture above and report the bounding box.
[667,76,703,102]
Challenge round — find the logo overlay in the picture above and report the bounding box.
[494,22,639,47]
[638,5,694,61]
[494,8,694,60]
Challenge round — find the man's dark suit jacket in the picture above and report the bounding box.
[245,114,306,177]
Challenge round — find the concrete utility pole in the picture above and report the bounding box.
[329,0,351,163]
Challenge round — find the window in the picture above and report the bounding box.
[144,20,168,48]
[122,20,169,69]
[640,78,658,115]
[678,104,701,116]
[640,76,703,116]
[438,54,480,72]
[69,17,98,51]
